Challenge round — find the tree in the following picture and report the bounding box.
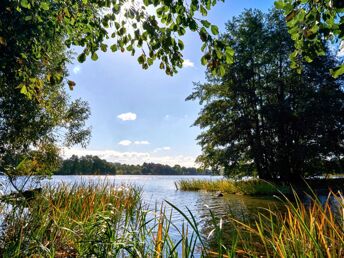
[187,9,344,181]
[56,155,116,175]
[0,37,91,191]
[275,0,344,77]
[1,0,232,99]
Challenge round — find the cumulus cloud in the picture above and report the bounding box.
[183,59,194,68]
[118,140,132,146]
[117,112,137,121]
[72,65,81,74]
[61,148,196,167]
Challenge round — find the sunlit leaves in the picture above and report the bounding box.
[91,52,98,61]
[275,0,344,77]
[331,65,344,78]
[4,0,231,98]
[211,25,219,35]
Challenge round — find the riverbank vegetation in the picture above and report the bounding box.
[176,178,290,195]
[177,178,344,196]
[1,182,343,257]
[55,155,211,176]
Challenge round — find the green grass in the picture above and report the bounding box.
[1,181,343,257]
[176,178,290,195]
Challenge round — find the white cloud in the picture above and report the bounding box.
[183,59,194,68]
[134,141,150,145]
[153,146,171,152]
[61,148,196,167]
[118,140,150,146]
[72,65,81,74]
[118,140,132,146]
[117,112,137,121]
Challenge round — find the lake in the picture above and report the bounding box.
[35,175,285,237]
[1,174,338,255]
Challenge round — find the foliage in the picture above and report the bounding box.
[1,181,343,257]
[177,178,290,195]
[0,182,141,256]
[187,9,344,180]
[231,191,344,257]
[0,182,210,257]
[0,37,91,190]
[275,0,344,77]
[55,155,212,175]
[57,155,117,175]
[1,0,232,99]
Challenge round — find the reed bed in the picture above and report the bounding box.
[0,181,343,257]
[0,182,143,257]
[228,191,344,257]
[176,178,290,195]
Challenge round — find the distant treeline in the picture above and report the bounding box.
[55,155,212,175]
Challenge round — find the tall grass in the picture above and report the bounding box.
[0,181,343,257]
[0,182,142,257]
[177,178,290,195]
[241,191,344,257]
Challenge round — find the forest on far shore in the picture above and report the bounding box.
[55,155,212,176]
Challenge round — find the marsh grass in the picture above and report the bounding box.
[229,190,344,257]
[176,178,290,195]
[0,181,343,257]
[0,181,143,257]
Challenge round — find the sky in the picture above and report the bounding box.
[64,0,275,167]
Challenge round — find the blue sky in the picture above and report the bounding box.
[64,0,275,167]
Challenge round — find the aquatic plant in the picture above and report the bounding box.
[0,181,343,257]
[176,178,290,195]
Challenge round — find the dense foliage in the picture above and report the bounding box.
[188,9,344,181]
[276,0,344,77]
[56,155,211,175]
[0,0,232,99]
[0,36,91,190]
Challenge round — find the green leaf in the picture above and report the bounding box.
[178,39,184,50]
[201,20,211,28]
[201,56,207,65]
[40,2,49,11]
[211,25,219,35]
[138,54,145,64]
[100,43,107,52]
[20,85,27,95]
[274,1,285,9]
[200,5,207,16]
[77,53,86,63]
[330,65,344,78]
[21,0,30,9]
[91,52,98,61]
[219,65,226,76]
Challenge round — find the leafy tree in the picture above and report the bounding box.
[57,155,116,175]
[187,9,344,181]
[1,0,232,99]
[275,0,344,77]
[0,37,91,191]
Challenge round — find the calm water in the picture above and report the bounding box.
[37,175,284,233]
